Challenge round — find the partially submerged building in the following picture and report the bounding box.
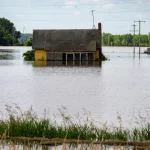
[33,23,102,61]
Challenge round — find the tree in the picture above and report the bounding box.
[0,18,21,46]
[25,38,32,46]
[102,33,114,46]
[148,33,150,46]
[114,35,121,46]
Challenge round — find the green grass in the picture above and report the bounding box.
[0,106,150,141]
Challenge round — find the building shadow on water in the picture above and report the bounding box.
[34,61,102,67]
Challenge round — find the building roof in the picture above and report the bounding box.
[32,29,101,52]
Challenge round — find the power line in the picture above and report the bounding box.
[34,0,150,6]
[0,10,150,15]
[1,10,150,15]
[134,20,146,55]
[0,0,149,7]
[6,19,150,22]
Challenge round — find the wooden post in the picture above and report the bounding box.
[80,53,82,61]
[73,53,75,61]
[86,53,88,61]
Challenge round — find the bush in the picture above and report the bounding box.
[102,53,108,61]
[23,50,35,61]
[95,53,108,61]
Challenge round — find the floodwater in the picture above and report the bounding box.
[0,46,150,127]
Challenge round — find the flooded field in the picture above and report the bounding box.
[0,46,150,127]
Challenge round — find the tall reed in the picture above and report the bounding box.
[0,105,150,142]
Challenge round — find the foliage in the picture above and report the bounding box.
[0,18,21,46]
[23,50,35,61]
[0,105,150,141]
[19,33,32,44]
[102,53,108,61]
[24,37,32,46]
[102,32,150,47]
[13,43,24,46]
[95,53,108,61]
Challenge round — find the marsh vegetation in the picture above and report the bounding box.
[0,105,150,142]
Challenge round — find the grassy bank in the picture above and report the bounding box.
[0,106,149,141]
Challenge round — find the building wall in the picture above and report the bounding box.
[35,61,47,66]
[35,50,98,61]
[47,52,62,61]
[35,50,46,61]
[95,50,99,60]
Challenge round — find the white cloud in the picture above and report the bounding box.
[64,0,115,9]
[64,0,100,7]
[73,11,80,15]
[65,0,78,8]
[103,3,115,8]
[79,0,98,2]
[136,0,144,4]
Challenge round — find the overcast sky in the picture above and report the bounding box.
[0,0,150,34]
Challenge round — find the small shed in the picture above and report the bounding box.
[32,23,102,61]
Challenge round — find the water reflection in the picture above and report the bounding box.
[0,53,14,60]
[0,48,22,60]
[34,61,102,67]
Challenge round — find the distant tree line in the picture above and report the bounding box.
[1,17,150,47]
[102,33,150,47]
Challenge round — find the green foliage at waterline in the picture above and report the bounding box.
[102,53,108,61]
[23,50,35,61]
[0,105,150,141]
[95,53,108,61]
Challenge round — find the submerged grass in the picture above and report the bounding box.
[0,105,150,142]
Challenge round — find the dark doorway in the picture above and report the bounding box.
[63,53,66,61]
[88,53,94,61]
[75,54,80,61]
[81,54,87,61]
[67,54,73,61]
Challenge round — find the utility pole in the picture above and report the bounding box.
[22,26,26,44]
[130,24,138,54]
[134,20,145,55]
[91,10,96,29]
